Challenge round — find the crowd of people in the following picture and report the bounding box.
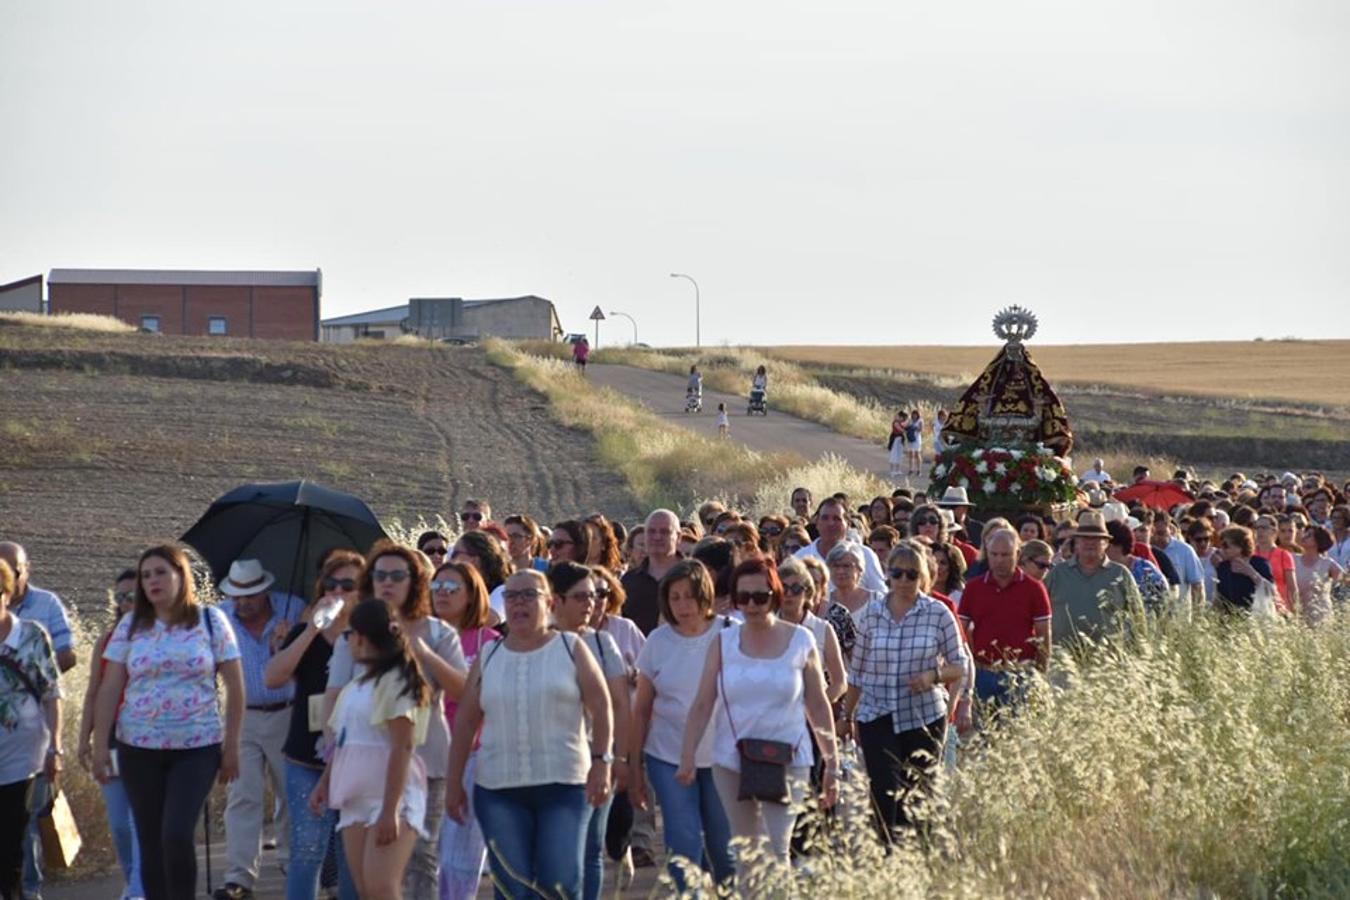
[1,468,1348,900]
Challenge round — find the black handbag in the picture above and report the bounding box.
[718,634,796,804]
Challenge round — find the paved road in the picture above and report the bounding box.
[588,364,911,484]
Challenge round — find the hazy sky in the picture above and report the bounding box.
[3,1,1347,346]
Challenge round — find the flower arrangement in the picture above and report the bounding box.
[929,443,1078,511]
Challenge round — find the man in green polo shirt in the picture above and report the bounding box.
[1046,510,1144,642]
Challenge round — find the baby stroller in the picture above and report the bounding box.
[685,387,703,413]
[747,386,768,416]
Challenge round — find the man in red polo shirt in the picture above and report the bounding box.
[957,530,1051,711]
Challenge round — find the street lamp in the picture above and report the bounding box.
[669,273,700,348]
[609,311,638,345]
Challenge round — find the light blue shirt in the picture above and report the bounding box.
[219,593,303,707]
[1161,537,1205,588]
[12,585,73,653]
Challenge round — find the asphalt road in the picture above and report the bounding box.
[587,364,903,483]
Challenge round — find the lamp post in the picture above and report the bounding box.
[669,273,700,348]
[609,311,638,346]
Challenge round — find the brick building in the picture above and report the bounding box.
[47,268,322,340]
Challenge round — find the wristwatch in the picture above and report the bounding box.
[592,751,614,764]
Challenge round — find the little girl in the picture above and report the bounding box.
[312,599,431,900]
[716,402,730,439]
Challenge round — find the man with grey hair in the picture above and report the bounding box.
[620,509,680,636]
[957,530,1052,710]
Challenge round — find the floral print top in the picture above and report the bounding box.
[0,618,62,785]
[103,606,240,750]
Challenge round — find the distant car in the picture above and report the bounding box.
[634,342,652,348]
[564,333,587,345]
[440,336,477,346]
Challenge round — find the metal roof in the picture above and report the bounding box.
[49,268,319,287]
[321,305,409,327]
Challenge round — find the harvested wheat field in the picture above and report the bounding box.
[0,323,638,621]
[768,340,1350,408]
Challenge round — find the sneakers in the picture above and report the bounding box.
[212,884,254,900]
[629,847,657,868]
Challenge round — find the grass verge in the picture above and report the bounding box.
[0,311,136,333]
[484,339,890,517]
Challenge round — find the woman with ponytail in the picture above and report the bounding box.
[311,599,431,899]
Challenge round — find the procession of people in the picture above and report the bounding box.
[2,461,1347,900]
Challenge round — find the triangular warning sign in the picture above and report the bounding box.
[589,306,606,320]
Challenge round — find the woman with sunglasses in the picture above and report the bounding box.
[446,570,614,900]
[678,557,839,882]
[627,561,734,892]
[417,531,451,567]
[1252,515,1298,615]
[1018,541,1054,583]
[756,516,789,557]
[77,569,144,900]
[429,561,499,900]
[451,532,513,624]
[778,525,811,562]
[549,521,592,565]
[841,543,968,844]
[323,541,469,899]
[263,550,363,900]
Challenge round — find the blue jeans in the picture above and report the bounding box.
[473,783,588,900]
[22,775,48,898]
[101,776,144,899]
[283,761,337,900]
[582,795,612,900]
[644,755,734,892]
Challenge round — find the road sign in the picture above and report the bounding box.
[589,306,606,321]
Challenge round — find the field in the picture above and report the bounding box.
[769,339,1350,409]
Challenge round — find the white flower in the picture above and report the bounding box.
[984,478,998,493]
[1009,450,1024,460]
[994,462,1008,474]
[957,477,969,488]
[971,449,985,459]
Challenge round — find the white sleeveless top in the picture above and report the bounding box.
[800,611,829,655]
[475,634,589,790]
[713,624,814,771]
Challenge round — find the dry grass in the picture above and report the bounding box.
[0,311,136,333]
[766,340,1350,408]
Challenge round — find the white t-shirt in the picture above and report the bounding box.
[1080,469,1111,483]
[636,619,734,767]
[489,585,506,619]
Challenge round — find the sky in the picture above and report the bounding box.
[2,0,1348,346]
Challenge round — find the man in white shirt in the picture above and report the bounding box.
[1149,515,1204,605]
[1328,505,1350,570]
[794,497,887,592]
[1080,458,1111,484]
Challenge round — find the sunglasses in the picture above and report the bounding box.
[762,526,783,537]
[430,579,463,593]
[547,539,574,549]
[783,543,805,554]
[888,568,921,582]
[913,518,940,527]
[114,590,136,604]
[372,570,410,583]
[783,582,808,596]
[1021,559,1047,571]
[423,545,449,556]
[322,577,357,592]
[503,588,543,603]
[734,590,774,607]
[594,585,610,598]
[460,512,484,522]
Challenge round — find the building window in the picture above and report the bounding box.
[208,316,228,336]
[140,315,161,333]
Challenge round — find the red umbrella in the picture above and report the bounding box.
[1113,479,1194,510]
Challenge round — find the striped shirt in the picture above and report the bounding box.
[848,595,968,733]
[220,593,303,707]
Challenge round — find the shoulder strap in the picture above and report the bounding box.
[591,631,606,666]
[716,628,740,742]
[559,631,576,662]
[0,652,43,703]
[480,637,505,672]
[203,605,215,639]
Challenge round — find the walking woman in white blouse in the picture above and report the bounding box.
[678,556,838,882]
[445,570,614,900]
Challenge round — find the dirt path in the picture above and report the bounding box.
[587,364,919,486]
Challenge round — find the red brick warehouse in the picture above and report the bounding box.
[47,268,322,340]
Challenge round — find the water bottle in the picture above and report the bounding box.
[312,597,343,629]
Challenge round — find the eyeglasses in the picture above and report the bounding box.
[547,538,574,549]
[566,590,597,603]
[114,590,136,604]
[888,568,921,582]
[423,545,448,557]
[734,590,773,607]
[783,543,804,554]
[460,511,484,522]
[783,582,808,596]
[372,570,410,583]
[322,577,357,592]
[430,579,463,593]
[762,526,783,537]
[503,588,543,603]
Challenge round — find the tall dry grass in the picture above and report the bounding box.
[0,311,136,333]
[659,612,1350,898]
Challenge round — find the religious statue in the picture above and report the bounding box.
[939,306,1074,457]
